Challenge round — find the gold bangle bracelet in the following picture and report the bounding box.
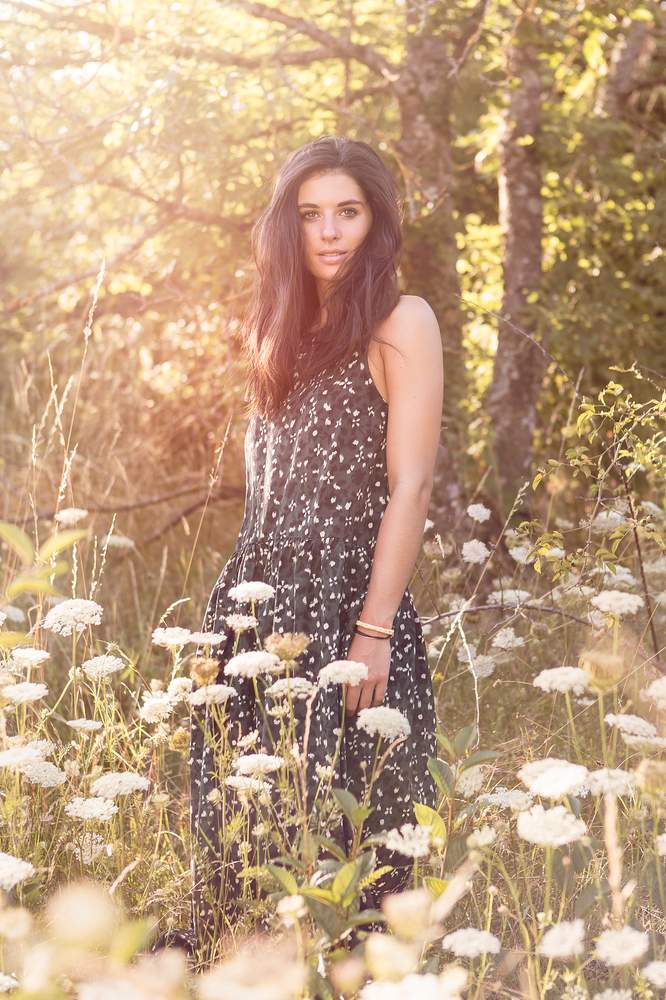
[356,617,393,636]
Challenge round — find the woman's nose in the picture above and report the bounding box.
[320,215,340,240]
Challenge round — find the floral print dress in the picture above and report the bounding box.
[189,346,438,942]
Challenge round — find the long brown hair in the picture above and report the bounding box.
[240,135,403,421]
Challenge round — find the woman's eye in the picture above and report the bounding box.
[300,208,359,221]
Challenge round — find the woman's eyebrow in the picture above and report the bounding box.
[297,199,365,208]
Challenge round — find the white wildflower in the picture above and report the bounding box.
[537,919,585,958]
[19,761,67,788]
[233,753,284,777]
[461,539,491,564]
[656,833,666,856]
[224,650,280,678]
[360,971,467,999]
[236,729,259,750]
[1,682,48,704]
[456,763,487,798]
[228,581,276,604]
[188,631,225,646]
[82,655,124,681]
[0,852,35,891]
[70,831,111,865]
[0,973,18,992]
[66,718,103,733]
[41,598,103,635]
[1,606,24,625]
[90,772,150,799]
[591,989,631,1000]
[166,677,193,700]
[544,546,566,559]
[139,692,175,723]
[587,769,636,797]
[102,533,135,549]
[591,590,644,617]
[383,823,431,858]
[517,758,589,799]
[533,667,589,695]
[64,794,116,821]
[641,676,666,710]
[470,654,496,679]
[508,545,534,565]
[318,660,368,687]
[224,775,272,793]
[265,677,317,700]
[621,733,666,751]
[594,925,648,966]
[357,706,411,741]
[9,647,50,669]
[478,786,534,811]
[54,507,89,526]
[441,927,501,958]
[467,825,496,850]
[643,960,666,988]
[491,627,524,650]
[467,503,491,523]
[488,589,531,606]
[517,804,587,846]
[605,713,656,738]
[0,741,53,768]
[151,626,192,648]
[224,613,258,633]
[590,509,626,532]
[189,683,237,707]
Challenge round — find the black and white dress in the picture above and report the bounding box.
[189,346,438,942]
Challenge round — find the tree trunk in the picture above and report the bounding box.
[483,16,544,515]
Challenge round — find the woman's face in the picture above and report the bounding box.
[297,170,373,301]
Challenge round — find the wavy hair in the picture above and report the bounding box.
[240,135,404,421]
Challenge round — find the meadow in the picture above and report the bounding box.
[0,292,665,1000]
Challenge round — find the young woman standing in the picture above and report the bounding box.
[189,135,443,948]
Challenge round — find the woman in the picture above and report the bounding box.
[189,134,443,949]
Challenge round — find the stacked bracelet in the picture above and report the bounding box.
[355,617,394,641]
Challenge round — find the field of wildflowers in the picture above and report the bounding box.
[0,369,665,999]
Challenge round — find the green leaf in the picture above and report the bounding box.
[423,876,448,897]
[6,574,61,600]
[331,860,361,904]
[435,731,455,759]
[0,521,34,566]
[414,802,447,848]
[0,631,29,650]
[37,528,90,562]
[453,724,478,757]
[458,749,500,770]
[265,864,298,895]
[427,757,454,797]
[332,787,366,828]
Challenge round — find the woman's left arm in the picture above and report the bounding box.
[345,295,443,713]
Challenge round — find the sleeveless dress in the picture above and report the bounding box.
[189,346,438,942]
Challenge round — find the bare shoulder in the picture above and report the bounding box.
[378,294,441,360]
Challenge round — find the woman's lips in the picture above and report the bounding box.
[318,251,347,264]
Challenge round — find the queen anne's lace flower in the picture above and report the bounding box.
[360,970,467,1000]
[318,660,368,687]
[591,590,644,617]
[224,775,272,793]
[461,539,491,564]
[533,667,588,695]
[9,647,50,668]
[90,772,150,799]
[1,682,48,704]
[139,692,175,723]
[233,753,284,777]
[0,972,19,992]
[587,768,636,797]
[455,763,487,798]
[223,613,257,633]
[228,581,276,604]
[488,589,532,606]
[66,719,103,733]
[642,960,666,988]
[187,631,225,646]
[478,786,533,811]
[441,927,501,958]
[604,713,656,738]
[82,655,124,681]
[517,804,587,846]
[491,627,524,650]
[151,626,192,648]
[65,797,118,821]
[517,758,589,799]
[54,507,89,526]
[466,825,496,850]
[70,831,111,865]
[19,761,67,788]
[383,823,431,858]
[467,503,491,523]
[641,676,666,709]
[594,925,649,966]
[188,684,237,706]
[0,852,35,891]
[265,677,317,700]
[357,706,411,741]
[537,919,585,958]
[224,650,280,678]
[41,598,103,636]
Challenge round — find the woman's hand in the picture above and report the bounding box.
[343,631,391,714]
